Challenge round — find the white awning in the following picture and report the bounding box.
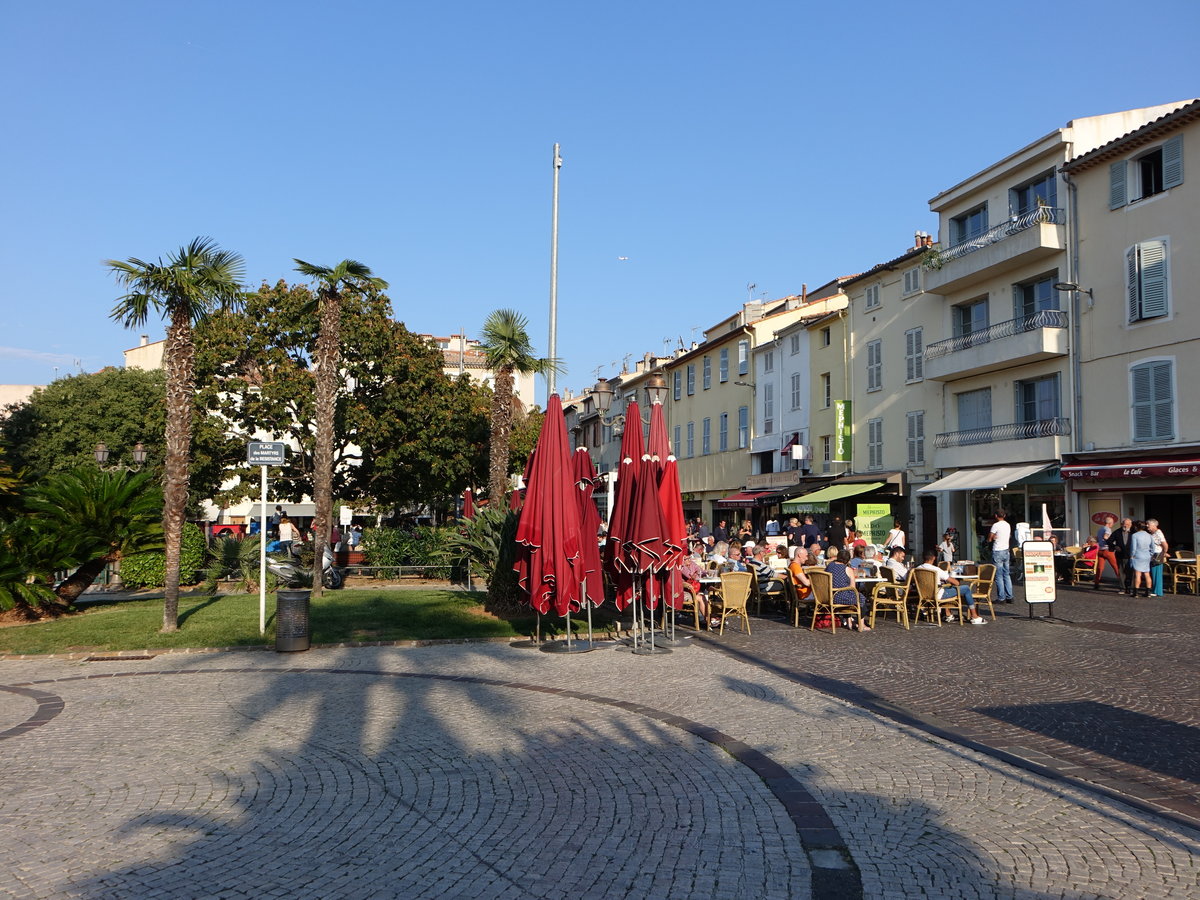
[917,463,1055,494]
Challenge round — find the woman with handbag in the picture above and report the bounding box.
[1129,521,1153,597]
[1147,519,1169,597]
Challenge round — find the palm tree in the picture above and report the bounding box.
[479,310,559,502]
[29,468,165,605]
[106,238,245,631]
[293,259,388,596]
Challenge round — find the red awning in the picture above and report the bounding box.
[780,435,798,456]
[716,490,773,508]
[1061,458,1200,479]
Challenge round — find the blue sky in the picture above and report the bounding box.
[2,0,1197,399]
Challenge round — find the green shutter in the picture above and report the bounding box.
[1109,160,1127,209]
[1162,135,1184,190]
[1139,240,1169,318]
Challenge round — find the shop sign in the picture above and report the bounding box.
[1091,511,1118,526]
[833,401,852,461]
[856,503,891,545]
[1063,460,1200,479]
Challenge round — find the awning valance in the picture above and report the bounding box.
[716,490,774,508]
[917,463,1054,494]
[782,481,884,510]
[1061,458,1200,479]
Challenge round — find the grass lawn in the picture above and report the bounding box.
[0,589,562,655]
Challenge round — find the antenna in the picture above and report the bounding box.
[621,353,633,373]
[662,337,673,354]
[591,365,604,380]
[746,282,756,302]
[689,326,699,344]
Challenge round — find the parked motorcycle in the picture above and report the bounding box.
[266,543,344,590]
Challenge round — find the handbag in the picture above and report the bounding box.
[1151,551,1165,566]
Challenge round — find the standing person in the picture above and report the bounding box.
[1110,517,1135,594]
[884,520,906,552]
[828,516,847,552]
[712,519,730,543]
[1129,521,1153,598]
[764,516,781,536]
[799,515,822,549]
[697,519,711,540]
[937,531,956,565]
[785,516,804,547]
[1093,515,1121,590]
[348,525,363,549]
[1147,519,1169,597]
[989,510,1013,603]
[268,505,284,539]
[277,515,298,558]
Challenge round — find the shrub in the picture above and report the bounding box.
[119,522,206,588]
[361,526,455,578]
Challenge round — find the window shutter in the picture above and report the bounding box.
[912,329,922,380]
[1132,365,1152,440]
[1109,160,1127,209]
[1139,240,1169,318]
[1151,361,1174,440]
[1162,135,1184,190]
[1126,246,1140,322]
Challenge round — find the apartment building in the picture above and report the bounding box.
[1059,99,1200,551]
[914,103,1184,557]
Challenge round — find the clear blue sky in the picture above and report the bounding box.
[2,0,1197,400]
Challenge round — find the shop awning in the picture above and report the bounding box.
[716,490,774,508]
[782,481,884,510]
[917,463,1054,494]
[1061,458,1200,479]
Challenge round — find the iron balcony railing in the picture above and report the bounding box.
[925,308,1069,360]
[934,417,1071,449]
[931,206,1066,266]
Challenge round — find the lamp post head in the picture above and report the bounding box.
[94,442,110,465]
[644,372,668,406]
[592,378,614,414]
[132,442,147,465]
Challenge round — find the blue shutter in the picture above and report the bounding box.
[1162,135,1184,190]
[1132,365,1152,440]
[1109,160,1127,209]
[1139,240,1169,318]
[1151,361,1174,439]
[1126,246,1140,322]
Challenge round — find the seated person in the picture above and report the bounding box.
[723,545,747,572]
[826,549,869,632]
[884,546,910,582]
[787,546,814,602]
[848,544,870,571]
[769,544,790,573]
[680,551,710,623]
[916,550,986,625]
[1081,536,1099,561]
[746,544,775,586]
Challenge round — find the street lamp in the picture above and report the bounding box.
[734,380,756,393]
[592,373,668,427]
[94,441,148,472]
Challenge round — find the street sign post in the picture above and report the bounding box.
[248,442,288,634]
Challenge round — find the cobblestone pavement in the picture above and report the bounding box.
[2,631,1199,899]
[697,583,1200,829]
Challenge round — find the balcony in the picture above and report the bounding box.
[933,418,1070,471]
[924,309,1069,381]
[924,207,1066,294]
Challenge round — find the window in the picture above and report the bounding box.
[703,356,711,390]
[867,418,883,469]
[686,364,695,395]
[1015,374,1060,424]
[763,383,774,434]
[1126,238,1169,322]
[1131,360,1174,442]
[673,371,681,401]
[702,417,711,455]
[1111,135,1183,208]
[957,387,992,435]
[820,326,831,346]
[820,373,831,408]
[906,411,925,465]
[737,406,748,449]
[719,347,729,382]
[950,204,988,245]
[1010,170,1057,216]
[686,421,694,458]
[866,340,882,392]
[719,412,728,451]
[790,372,803,409]
[904,328,923,382]
[1014,273,1059,318]
[673,425,681,458]
[864,285,880,309]
[902,268,921,295]
[954,296,989,338]
[764,350,774,373]
[821,435,832,473]
[737,340,749,376]
[789,333,801,355]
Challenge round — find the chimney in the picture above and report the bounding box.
[140,334,149,347]
[800,283,808,304]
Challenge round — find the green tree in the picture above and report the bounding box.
[106,237,245,632]
[0,368,167,482]
[192,281,489,525]
[292,260,389,597]
[478,310,558,503]
[28,468,164,605]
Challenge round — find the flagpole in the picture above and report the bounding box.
[547,143,562,398]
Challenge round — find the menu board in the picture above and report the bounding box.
[1021,540,1057,605]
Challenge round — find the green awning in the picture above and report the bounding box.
[781,481,884,510]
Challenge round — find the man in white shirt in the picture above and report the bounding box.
[917,550,986,625]
[884,547,909,582]
[988,510,1014,602]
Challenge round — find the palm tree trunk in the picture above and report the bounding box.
[311,288,342,598]
[160,312,195,632]
[488,366,515,502]
[55,557,112,605]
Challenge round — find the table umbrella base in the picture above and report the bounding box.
[650,634,691,648]
[630,642,673,656]
[509,638,544,649]
[540,639,599,654]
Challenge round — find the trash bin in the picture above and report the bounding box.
[275,589,311,652]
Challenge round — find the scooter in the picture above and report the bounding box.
[266,543,344,590]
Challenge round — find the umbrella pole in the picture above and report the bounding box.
[649,576,657,653]
[564,608,571,650]
[585,585,594,645]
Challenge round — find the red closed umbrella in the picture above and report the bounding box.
[462,487,476,520]
[512,395,582,617]
[649,401,687,610]
[603,400,646,610]
[571,448,606,607]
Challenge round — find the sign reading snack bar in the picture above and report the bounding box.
[1021,540,1057,610]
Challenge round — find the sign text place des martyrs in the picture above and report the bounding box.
[248,442,287,466]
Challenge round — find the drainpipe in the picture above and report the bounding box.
[1062,164,1084,544]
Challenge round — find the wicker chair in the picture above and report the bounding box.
[809,569,864,634]
[713,571,753,635]
[972,563,997,620]
[913,567,962,626]
[869,568,912,630]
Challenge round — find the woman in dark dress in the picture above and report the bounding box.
[826,548,870,632]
